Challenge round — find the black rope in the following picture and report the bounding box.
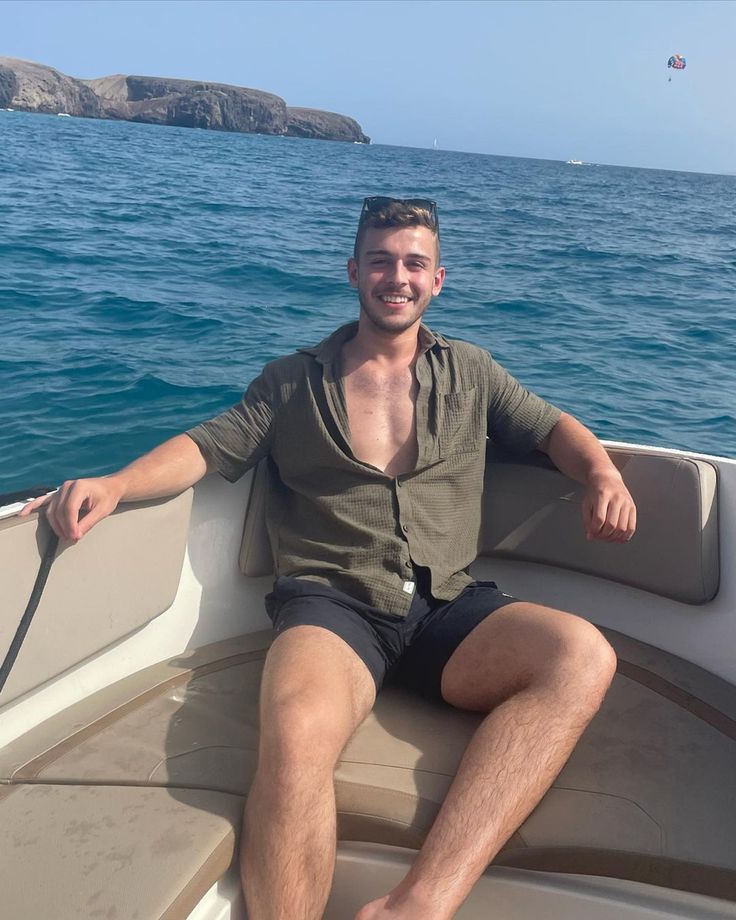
[0,526,59,694]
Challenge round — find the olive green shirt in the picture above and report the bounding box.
[187,321,561,616]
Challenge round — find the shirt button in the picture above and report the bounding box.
[404,560,412,569]
[396,479,402,489]
[402,524,409,533]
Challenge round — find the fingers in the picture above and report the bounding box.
[47,480,88,540]
[626,502,637,538]
[18,479,118,542]
[18,489,72,539]
[18,490,57,517]
[583,490,637,543]
[76,499,115,538]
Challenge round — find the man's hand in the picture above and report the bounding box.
[540,413,638,544]
[581,470,636,543]
[19,476,125,542]
[17,433,210,542]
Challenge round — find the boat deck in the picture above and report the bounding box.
[1,623,735,917]
[1,445,735,918]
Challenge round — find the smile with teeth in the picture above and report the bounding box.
[379,294,412,304]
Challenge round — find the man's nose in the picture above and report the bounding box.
[386,260,409,285]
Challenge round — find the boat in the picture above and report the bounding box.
[57,112,71,117]
[1,438,735,918]
[566,159,583,166]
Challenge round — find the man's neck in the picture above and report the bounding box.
[344,316,422,368]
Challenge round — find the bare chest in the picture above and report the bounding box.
[343,366,418,476]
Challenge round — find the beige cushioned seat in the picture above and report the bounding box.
[478,449,719,604]
[0,449,727,916]
[2,628,735,912]
[0,490,193,705]
[241,449,720,605]
[0,783,242,920]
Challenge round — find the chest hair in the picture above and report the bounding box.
[349,366,416,402]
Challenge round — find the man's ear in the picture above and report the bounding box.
[432,265,446,296]
[347,257,359,288]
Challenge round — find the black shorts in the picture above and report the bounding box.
[265,571,519,701]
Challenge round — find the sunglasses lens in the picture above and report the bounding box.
[360,197,438,228]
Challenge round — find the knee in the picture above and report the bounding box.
[547,618,617,704]
[259,689,346,777]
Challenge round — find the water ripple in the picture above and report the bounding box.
[1,110,735,492]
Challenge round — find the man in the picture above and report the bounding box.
[22,197,636,920]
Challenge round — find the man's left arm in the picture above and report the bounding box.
[538,412,637,543]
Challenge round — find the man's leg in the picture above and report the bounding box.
[357,603,617,920]
[242,624,376,920]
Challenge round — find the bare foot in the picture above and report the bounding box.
[354,895,391,919]
[355,891,446,920]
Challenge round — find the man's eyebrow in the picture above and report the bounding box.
[364,249,432,261]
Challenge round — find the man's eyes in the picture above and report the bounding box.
[369,259,428,270]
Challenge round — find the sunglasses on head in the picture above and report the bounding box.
[359,196,439,230]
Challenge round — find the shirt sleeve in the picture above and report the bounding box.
[186,370,276,483]
[485,352,562,454]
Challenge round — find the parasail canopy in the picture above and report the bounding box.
[667,54,686,70]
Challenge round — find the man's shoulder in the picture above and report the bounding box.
[431,330,491,365]
[257,322,356,384]
[426,329,504,394]
[260,348,317,382]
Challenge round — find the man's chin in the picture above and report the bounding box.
[361,304,426,335]
[367,315,419,334]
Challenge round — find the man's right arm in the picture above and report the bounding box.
[19,433,209,542]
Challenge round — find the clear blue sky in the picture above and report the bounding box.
[3,0,735,173]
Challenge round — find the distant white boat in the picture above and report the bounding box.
[57,112,71,118]
[566,158,583,165]
[433,138,439,150]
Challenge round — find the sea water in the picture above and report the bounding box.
[1,111,734,494]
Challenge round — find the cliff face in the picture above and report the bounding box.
[286,107,368,143]
[0,64,18,108]
[0,58,101,116]
[0,58,370,143]
[85,74,289,135]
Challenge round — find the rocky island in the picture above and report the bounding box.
[0,57,370,144]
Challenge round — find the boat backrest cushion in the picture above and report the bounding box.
[479,449,718,604]
[0,489,193,705]
[239,449,719,605]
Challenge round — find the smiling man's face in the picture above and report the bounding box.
[348,225,445,334]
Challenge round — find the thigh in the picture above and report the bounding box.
[266,576,397,696]
[440,600,616,712]
[260,624,377,763]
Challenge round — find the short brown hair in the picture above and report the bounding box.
[353,197,440,261]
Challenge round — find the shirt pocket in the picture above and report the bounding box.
[439,388,483,457]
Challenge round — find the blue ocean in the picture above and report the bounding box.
[1,111,735,495]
